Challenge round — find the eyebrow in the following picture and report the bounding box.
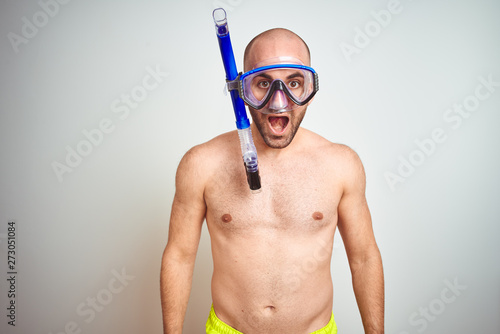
[256,73,273,80]
[256,71,304,80]
[287,72,304,80]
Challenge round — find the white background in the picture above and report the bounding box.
[1,0,499,333]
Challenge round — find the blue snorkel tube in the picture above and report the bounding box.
[213,8,261,192]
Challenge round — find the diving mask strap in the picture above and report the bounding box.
[226,74,242,92]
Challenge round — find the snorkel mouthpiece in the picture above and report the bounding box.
[239,129,261,191]
[213,8,261,192]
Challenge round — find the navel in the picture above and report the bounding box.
[312,212,324,220]
[221,214,232,223]
[265,305,276,312]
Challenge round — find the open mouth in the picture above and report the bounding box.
[268,115,289,135]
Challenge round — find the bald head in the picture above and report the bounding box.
[243,28,311,71]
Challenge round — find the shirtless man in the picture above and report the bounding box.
[160,28,384,333]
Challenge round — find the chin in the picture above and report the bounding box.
[262,131,296,149]
[264,141,291,149]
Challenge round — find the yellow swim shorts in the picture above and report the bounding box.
[206,305,338,334]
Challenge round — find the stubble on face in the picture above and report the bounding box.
[249,107,306,149]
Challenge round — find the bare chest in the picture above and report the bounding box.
[205,159,341,234]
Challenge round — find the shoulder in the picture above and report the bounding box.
[300,128,362,166]
[181,131,239,162]
[299,128,365,188]
[175,130,239,187]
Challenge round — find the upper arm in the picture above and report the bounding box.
[336,146,378,268]
[165,146,208,261]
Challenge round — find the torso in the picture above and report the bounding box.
[203,128,345,333]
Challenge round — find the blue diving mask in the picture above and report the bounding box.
[227,57,319,114]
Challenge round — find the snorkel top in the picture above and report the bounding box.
[213,8,261,192]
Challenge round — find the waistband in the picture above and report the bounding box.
[206,305,337,334]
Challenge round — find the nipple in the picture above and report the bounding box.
[221,214,232,223]
[312,212,323,220]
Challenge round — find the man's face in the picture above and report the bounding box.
[245,36,312,149]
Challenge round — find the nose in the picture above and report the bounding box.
[268,90,288,112]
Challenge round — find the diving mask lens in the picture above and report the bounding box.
[239,65,318,111]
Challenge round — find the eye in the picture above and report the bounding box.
[257,81,270,89]
[288,80,301,89]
